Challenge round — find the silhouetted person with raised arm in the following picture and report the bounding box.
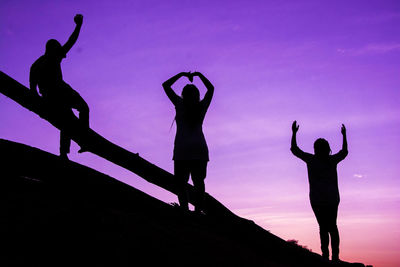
[30,14,89,160]
[291,121,348,262]
[163,71,214,213]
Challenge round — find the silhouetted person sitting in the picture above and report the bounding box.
[163,71,214,213]
[30,14,89,160]
[290,121,348,262]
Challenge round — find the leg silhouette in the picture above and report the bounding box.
[191,161,207,213]
[60,130,71,160]
[312,204,340,260]
[312,204,330,259]
[174,161,190,211]
[70,90,89,128]
[328,205,340,261]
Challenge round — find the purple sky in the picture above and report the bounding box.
[1,1,400,266]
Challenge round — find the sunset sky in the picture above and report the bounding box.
[1,0,399,266]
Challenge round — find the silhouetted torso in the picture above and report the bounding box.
[305,156,340,204]
[173,98,209,161]
[30,55,66,98]
[291,147,347,205]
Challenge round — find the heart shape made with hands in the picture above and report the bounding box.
[188,72,194,83]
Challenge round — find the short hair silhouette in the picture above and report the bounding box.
[45,39,65,58]
[182,84,200,103]
[313,138,332,157]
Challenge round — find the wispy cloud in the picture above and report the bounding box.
[353,12,400,24]
[341,186,400,202]
[357,43,400,54]
[337,43,400,55]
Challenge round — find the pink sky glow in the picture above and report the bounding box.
[1,1,400,266]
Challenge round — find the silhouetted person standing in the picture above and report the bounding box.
[163,71,214,213]
[290,121,348,262]
[30,14,89,160]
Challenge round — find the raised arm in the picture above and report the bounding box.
[162,72,190,105]
[341,124,348,153]
[290,121,312,162]
[62,14,83,54]
[333,124,348,163]
[193,72,214,108]
[291,120,299,150]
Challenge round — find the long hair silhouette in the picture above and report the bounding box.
[181,84,201,127]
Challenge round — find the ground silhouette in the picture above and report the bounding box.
[0,139,370,267]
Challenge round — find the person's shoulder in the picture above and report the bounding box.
[306,154,316,162]
[330,150,348,164]
[36,55,47,62]
[174,97,183,107]
[31,55,46,68]
[200,98,211,109]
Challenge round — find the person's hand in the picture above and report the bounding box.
[180,72,193,82]
[292,120,299,133]
[190,72,204,82]
[188,72,194,82]
[74,14,83,26]
[180,71,190,76]
[341,124,346,135]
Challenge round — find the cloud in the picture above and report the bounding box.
[357,43,400,54]
[353,12,400,24]
[337,43,400,55]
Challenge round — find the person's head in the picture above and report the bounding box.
[45,39,66,60]
[314,138,331,157]
[181,84,200,104]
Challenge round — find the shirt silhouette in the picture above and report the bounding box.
[291,142,347,205]
[29,14,89,160]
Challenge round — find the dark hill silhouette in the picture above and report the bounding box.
[0,139,370,267]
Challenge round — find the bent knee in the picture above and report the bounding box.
[77,102,89,115]
[81,102,89,112]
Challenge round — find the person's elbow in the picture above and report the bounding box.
[162,82,170,90]
[341,148,349,158]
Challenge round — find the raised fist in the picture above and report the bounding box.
[292,120,299,133]
[341,124,346,135]
[74,14,83,25]
[188,72,194,83]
